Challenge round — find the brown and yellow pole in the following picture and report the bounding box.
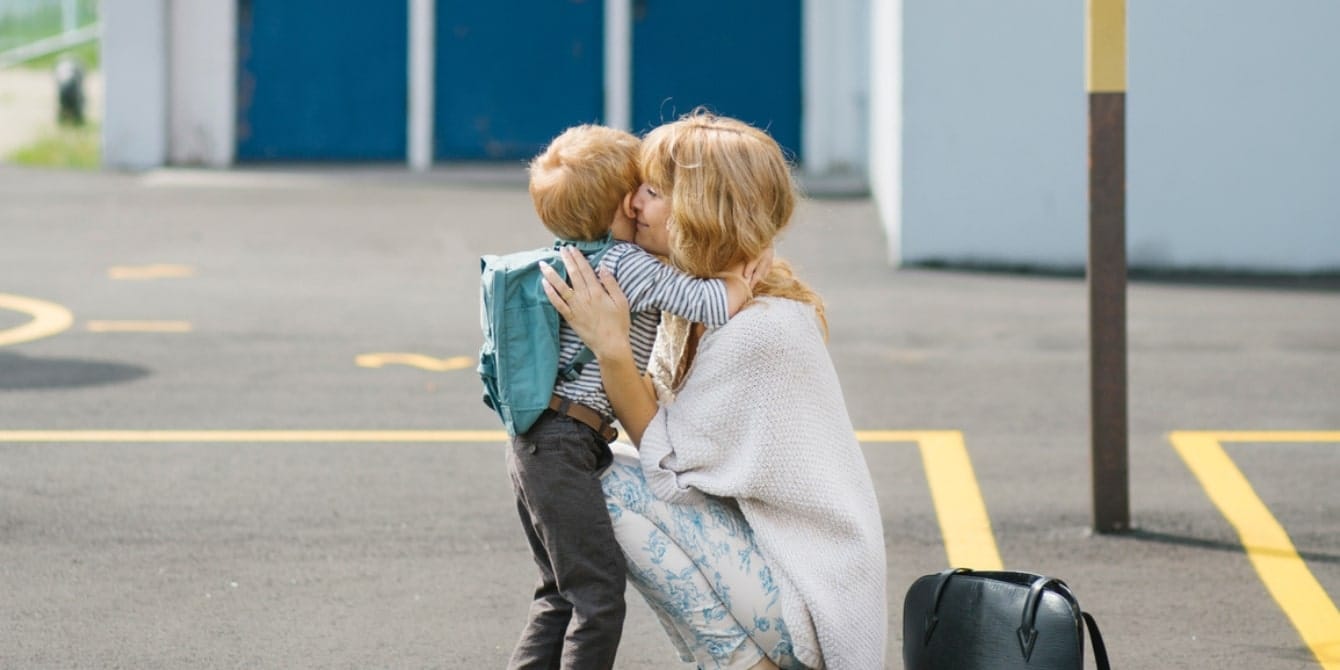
[1087,0,1129,533]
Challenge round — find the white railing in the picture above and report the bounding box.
[0,0,99,68]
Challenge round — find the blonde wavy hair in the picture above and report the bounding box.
[529,124,640,241]
[640,109,827,334]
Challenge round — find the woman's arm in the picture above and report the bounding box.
[541,246,660,445]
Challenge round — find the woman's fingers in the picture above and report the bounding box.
[558,246,588,295]
[565,243,603,296]
[598,264,630,311]
[540,269,573,317]
[539,261,572,303]
[562,246,600,296]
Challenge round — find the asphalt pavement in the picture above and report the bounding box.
[1,163,1337,669]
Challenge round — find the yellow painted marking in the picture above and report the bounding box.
[917,432,1006,570]
[1171,431,1340,669]
[86,320,193,333]
[1086,0,1126,92]
[0,428,1004,572]
[355,353,474,372]
[861,430,1004,569]
[0,430,510,443]
[107,264,196,280]
[0,293,74,347]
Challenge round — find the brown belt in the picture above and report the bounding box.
[548,395,619,443]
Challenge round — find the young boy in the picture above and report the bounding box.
[503,125,751,670]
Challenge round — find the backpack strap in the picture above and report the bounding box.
[1082,611,1111,670]
[553,232,618,382]
[552,233,619,258]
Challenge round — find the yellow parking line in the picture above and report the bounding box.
[861,430,1005,570]
[0,293,74,347]
[0,430,510,443]
[86,320,193,333]
[355,353,474,372]
[918,432,1005,570]
[1171,431,1340,669]
[107,264,196,280]
[0,429,1004,571]
[1201,431,1340,444]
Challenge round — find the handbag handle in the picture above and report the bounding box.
[1083,611,1112,670]
[1017,575,1068,660]
[922,568,971,643]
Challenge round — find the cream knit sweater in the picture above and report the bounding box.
[639,297,888,670]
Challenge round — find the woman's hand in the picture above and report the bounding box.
[543,246,659,445]
[540,246,633,361]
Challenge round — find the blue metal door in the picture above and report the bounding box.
[632,0,802,160]
[236,0,408,161]
[434,1,604,160]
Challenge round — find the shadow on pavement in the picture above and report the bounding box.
[0,351,149,390]
[1123,528,1340,566]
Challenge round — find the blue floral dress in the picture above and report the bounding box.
[601,445,812,669]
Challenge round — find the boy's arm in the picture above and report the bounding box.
[715,273,751,317]
[712,245,773,316]
[612,247,733,326]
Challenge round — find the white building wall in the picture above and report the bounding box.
[1129,0,1340,271]
[897,0,1086,268]
[101,0,168,170]
[871,0,1340,273]
[168,1,236,167]
[804,0,870,179]
[868,0,902,263]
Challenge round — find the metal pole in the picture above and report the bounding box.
[603,0,632,131]
[1086,0,1129,533]
[408,0,435,172]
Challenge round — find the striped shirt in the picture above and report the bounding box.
[553,242,729,421]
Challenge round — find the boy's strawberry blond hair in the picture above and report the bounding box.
[528,125,640,241]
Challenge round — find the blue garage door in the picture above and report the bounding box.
[435,1,603,160]
[632,0,802,161]
[237,0,407,161]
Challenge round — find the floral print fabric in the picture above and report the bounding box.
[601,446,810,669]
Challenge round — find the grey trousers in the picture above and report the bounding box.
[505,411,627,670]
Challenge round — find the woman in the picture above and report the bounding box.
[542,111,887,669]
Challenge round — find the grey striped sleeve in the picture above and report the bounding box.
[610,245,730,326]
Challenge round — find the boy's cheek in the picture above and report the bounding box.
[610,214,636,242]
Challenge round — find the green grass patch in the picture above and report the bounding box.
[8,122,100,170]
[21,41,100,70]
[0,0,100,69]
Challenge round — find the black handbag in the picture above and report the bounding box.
[903,568,1111,670]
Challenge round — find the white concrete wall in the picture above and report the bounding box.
[898,0,1086,268]
[1129,1,1340,272]
[872,0,1340,273]
[868,0,902,263]
[101,0,168,170]
[168,1,236,167]
[804,0,870,179]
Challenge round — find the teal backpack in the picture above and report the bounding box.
[478,233,617,437]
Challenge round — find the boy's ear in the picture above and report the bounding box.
[621,192,636,219]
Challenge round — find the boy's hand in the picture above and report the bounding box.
[745,245,775,290]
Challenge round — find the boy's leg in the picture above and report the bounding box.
[508,415,626,670]
[506,494,569,669]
